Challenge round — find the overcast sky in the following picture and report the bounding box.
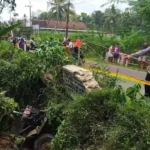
[1,0,128,21]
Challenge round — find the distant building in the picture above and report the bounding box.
[32,20,87,32]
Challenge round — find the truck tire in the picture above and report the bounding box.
[33,134,53,150]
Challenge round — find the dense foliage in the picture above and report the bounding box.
[0,38,72,108]
[0,0,16,14]
[68,31,147,62]
[0,91,18,132]
[51,85,150,150]
[0,32,149,150]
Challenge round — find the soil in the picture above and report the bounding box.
[0,134,13,150]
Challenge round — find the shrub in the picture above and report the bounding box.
[0,91,18,132]
[0,38,72,108]
[0,41,21,61]
[50,89,120,150]
[51,85,150,150]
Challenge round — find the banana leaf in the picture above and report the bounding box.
[0,22,21,39]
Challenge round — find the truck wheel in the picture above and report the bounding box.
[33,134,53,150]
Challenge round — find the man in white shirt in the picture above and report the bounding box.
[68,39,74,52]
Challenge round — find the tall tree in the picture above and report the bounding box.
[32,10,43,19]
[0,0,16,14]
[38,11,54,20]
[103,5,121,33]
[91,11,104,29]
[108,0,150,35]
[120,10,140,32]
[130,0,150,35]
[48,0,75,21]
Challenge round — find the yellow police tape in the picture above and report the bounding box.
[85,67,150,86]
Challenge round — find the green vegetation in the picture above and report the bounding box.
[0,36,72,107]
[0,24,150,150]
[1,0,150,149]
[50,84,150,150]
[32,0,150,38]
[0,91,18,132]
[0,32,150,150]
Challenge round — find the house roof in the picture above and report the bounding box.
[32,20,87,30]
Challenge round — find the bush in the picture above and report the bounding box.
[0,38,72,108]
[0,41,22,61]
[69,31,147,58]
[51,85,150,150]
[0,91,18,132]
[50,88,121,150]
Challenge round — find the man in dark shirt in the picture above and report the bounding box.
[138,42,148,69]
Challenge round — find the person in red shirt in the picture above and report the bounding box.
[73,38,85,63]
[76,37,82,48]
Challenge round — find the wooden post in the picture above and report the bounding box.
[120,53,125,65]
[65,0,70,39]
[105,52,108,62]
[78,48,81,65]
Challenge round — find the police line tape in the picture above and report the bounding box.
[85,67,150,86]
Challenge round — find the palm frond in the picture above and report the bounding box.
[0,22,21,38]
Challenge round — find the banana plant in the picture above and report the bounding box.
[0,21,21,39]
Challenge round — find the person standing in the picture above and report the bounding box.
[138,42,148,69]
[113,44,120,63]
[68,39,74,53]
[26,40,30,51]
[13,38,19,48]
[127,47,150,97]
[19,38,25,50]
[74,39,85,63]
[108,45,115,63]
[76,37,85,63]
[144,65,150,97]
[63,39,69,46]
[76,37,82,48]
[30,38,36,50]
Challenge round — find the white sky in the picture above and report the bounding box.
[1,0,129,21]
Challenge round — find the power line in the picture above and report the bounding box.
[33,0,44,4]
[74,0,99,5]
[66,0,70,39]
[32,0,45,3]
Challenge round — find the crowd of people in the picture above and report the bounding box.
[106,41,150,97]
[63,37,85,63]
[7,35,150,98]
[12,37,37,51]
[11,36,85,63]
[107,42,149,69]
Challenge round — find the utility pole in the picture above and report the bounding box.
[65,0,70,39]
[25,0,32,27]
[9,11,12,22]
[55,4,59,30]
[47,1,49,19]
[57,4,59,22]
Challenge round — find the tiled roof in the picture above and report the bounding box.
[32,20,47,28]
[32,20,87,30]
